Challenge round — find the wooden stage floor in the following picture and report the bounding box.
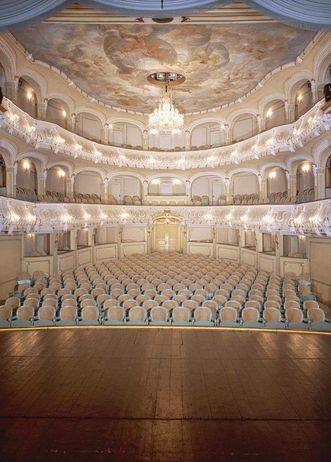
[0,327,330,461]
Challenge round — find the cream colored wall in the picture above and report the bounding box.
[233,173,258,195]
[74,172,102,195]
[309,237,331,306]
[0,235,22,300]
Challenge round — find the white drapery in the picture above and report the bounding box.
[0,0,330,30]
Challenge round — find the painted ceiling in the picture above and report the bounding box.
[14,23,315,113]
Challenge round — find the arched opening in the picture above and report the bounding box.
[0,152,6,195]
[16,158,38,202]
[17,77,38,118]
[76,112,103,143]
[108,175,142,205]
[191,175,225,205]
[152,214,183,253]
[294,80,313,120]
[74,171,102,203]
[45,166,67,202]
[264,100,286,130]
[296,161,314,202]
[325,154,331,198]
[191,122,224,149]
[231,171,259,204]
[232,114,258,143]
[46,98,69,129]
[266,167,288,203]
[110,122,143,148]
[0,62,6,93]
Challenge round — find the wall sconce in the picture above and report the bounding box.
[22,159,31,172]
[297,94,303,103]
[62,109,67,118]
[268,171,277,179]
[152,178,160,184]
[149,128,158,135]
[26,90,33,101]
[266,108,273,119]
[172,179,181,185]
[57,168,66,178]
[301,163,311,173]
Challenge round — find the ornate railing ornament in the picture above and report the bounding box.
[1,196,330,237]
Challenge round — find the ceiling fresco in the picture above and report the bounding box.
[14,23,315,113]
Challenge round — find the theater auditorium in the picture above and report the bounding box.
[0,1,331,460]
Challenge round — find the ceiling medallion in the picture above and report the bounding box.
[148,72,185,134]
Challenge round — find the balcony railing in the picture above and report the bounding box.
[0,195,330,237]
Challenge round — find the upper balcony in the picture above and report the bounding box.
[1,96,330,171]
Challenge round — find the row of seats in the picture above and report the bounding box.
[233,194,259,205]
[296,188,314,203]
[268,191,292,204]
[16,187,37,202]
[0,254,329,330]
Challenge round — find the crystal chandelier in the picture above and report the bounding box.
[148,72,184,133]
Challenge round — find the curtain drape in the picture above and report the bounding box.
[0,0,330,31]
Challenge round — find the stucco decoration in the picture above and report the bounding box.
[14,23,315,113]
[0,196,330,237]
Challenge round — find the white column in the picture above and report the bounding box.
[4,80,18,103]
[37,172,47,198]
[257,114,264,132]
[70,113,77,132]
[102,178,109,203]
[6,166,16,198]
[102,124,109,144]
[258,174,267,203]
[224,177,232,204]
[314,168,325,200]
[224,124,230,145]
[37,99,48,120]
[289,174,297,202]
[67,175,75,200]
[185,130,191,150]
[311,79,318,104]
[185,180,191,204]
[142,180,148,205]
[143,130,149,150]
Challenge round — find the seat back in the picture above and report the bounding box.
[60,306,77,321]
[219,307,238,323]
[172,307,190,322]
[106,306,125,322]
[0,305,12,320]
[17,305,34,320]
[308,308,325,323]
[151,306,168,322]
[286,308,303,323]
[242,307,259,322]
[38,306,55,321]
[264,307,281,323]
[129,306,147,322]
[194,307,212,323]
[81,306,98,321]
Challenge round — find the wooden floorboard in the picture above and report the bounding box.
[0,328,330,461]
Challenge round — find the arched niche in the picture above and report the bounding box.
[231,171,258,196]
[16,158,38,201]
[231,113,258,143]
[74,170,103,200]
[148,177,186,196]
[191,175,225,205]
[264,100,286,130]
[0,62,6,91]
[294,80,313,120]
[76,112,103,143]
[110,122,143,148]
[325,153,331,198]
[266,167,287,201]
[46,98,69,129]
[17,77,39,118]
[296,161,314,202]
[46,166,68,196]
[191,122,224,149]
[108,175,142,204]
[0,152,6,190]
